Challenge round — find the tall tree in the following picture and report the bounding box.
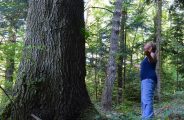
[101,0,123,111]
[156,0,162,101]
[2,0,99,119]
[168,0,184,90]
[117,7,127,104]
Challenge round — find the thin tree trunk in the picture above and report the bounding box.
[4,30,16,97]
[130,28,138,73]
[4,0,98,120]
[117,9,126,104]
[101,0,123,111]
[156,0,162,101]
[5,32,16,83]
[123,28,127,90]
[176,38,179,90]
[85,0,92,25]
[95,52,98,100]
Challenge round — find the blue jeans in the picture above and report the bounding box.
[141,79,156,119]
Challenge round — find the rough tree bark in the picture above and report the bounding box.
[101,0,123,111]
[3,0,99,120]
[156,0,162,101]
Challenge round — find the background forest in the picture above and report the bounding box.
[0,0,184,119]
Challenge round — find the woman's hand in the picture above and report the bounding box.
[147,51,157,63]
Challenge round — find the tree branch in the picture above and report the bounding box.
[85,6,113,13]
[0,85,17,120]
[31,114,42,120]
[0,85,15,108]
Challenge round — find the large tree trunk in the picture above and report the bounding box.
[7,0,96,120]
[101,0,123,111]
[156,0,162,101]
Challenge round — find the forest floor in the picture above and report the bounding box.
[154,91,184,120]
[98,91,184,120]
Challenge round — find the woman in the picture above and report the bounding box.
[140,41,157,119]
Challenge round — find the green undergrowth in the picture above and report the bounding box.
[94,91,184,120]
[154,91,184,120]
